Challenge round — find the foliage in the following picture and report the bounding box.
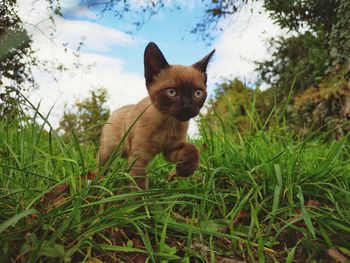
[0,0,34,119]
[292,75,350,139]
[205,0,350,74]
[206,0,350,138]
[206,73,350,139]
[206,79,255,132]
[80,0,168,30]
[327,0,350,69]
[262,0,350,70]
[80,0,251,41]
[256,32,329,94]
[263,0,338,32]
[191,0,249,41]
[0,0,62,119]
[1,103,350,262]
[58,88,110,146]
[1,1,350,260]
[256,0,350,93]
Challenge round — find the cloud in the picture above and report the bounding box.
[27,35,145,127]
[19,0,137,52]
[130,0,201,10]
[59,0,97,19]
[30,51,146,127]
[17,0,146,128]
[208,2,284,88]
[71,6,97,19]
[25,19,137,54]
[52,17,137,52]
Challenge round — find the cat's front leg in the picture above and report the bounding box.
[164,143,199,177]
[128,154,150,190]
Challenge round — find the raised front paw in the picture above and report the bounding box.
[176,144,199,177]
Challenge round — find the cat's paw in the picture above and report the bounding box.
[176,144,199,177]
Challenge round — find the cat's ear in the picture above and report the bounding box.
[192,49,215,73]
[144,42,169,84]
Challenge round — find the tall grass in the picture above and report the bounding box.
[1,100,350,262]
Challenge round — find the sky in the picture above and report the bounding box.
[17,0,283,135]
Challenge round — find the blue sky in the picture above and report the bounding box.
[19,0,283,133]
[62,1,212,75]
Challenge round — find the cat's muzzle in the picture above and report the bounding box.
[175,108,198,121]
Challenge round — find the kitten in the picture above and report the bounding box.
[97,42,215,190]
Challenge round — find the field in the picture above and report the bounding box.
[1,103,350,263]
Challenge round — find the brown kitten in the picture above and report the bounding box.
[97,42,215,190]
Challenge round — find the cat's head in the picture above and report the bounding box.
[144,42,215,122]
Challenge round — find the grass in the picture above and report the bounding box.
[1,102,350,263]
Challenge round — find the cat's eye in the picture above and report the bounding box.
[166,88,177,97]
[194,89,203,98]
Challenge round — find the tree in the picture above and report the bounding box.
[0,0,61,119]
[0,0,35,119]
[81,0,249,41]
[58,88,110,146]
[199,0,350,138]
[257,0,350,92]
[256,32,329,95]
[206,79,255,132]
[82,0,350,79]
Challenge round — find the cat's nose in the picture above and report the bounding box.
[182,98,192,109]
[183,104,192,110]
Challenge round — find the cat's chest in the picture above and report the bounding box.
[153,120,187,149]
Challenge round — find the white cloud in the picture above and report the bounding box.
[30,51,146,127]
[72,6,97,19]
[17,0,50,24]
[17,0,146,128]
[59,0,97,19]
[208,2,284,87]
[52,17,137,51]
[19,0,137,52]
[27,33,145,127]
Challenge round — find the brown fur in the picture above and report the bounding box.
[97,42,215,190]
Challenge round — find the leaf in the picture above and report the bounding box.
[338,246,350,258]
[38,244,65,258]
[127,239,133,247]
[286,244,298,263]
[95,243,146,253]
[257,237,265,263]
[274,164,282,186]
[0,208,37,234]
[328,247,349,263]
[296,187,315,238]
[328,219,350,234]
[267,184,282,235]
[201,219,227,232]
[36,183,70,212]
[216,257,246,263]
[306,200,320,206]
[86,258,104,263]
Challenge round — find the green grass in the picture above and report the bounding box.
[1,103,350,263]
